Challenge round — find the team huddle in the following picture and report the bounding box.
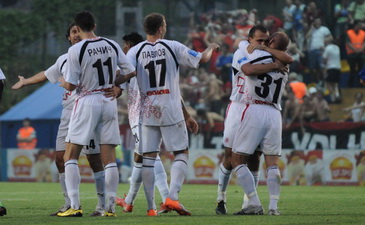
[12,10,291,217]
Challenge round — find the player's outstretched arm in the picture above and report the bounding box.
[200,43,220,64]
[242,60,288,76]
[12,71,47,90]
[247,43,293,64]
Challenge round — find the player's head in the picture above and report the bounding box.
[74,11,96,32]
[143,13,166,38]
[248,25,269,45]
[267,32,290,51]
[65,22,81,45]
[122,32,144,54]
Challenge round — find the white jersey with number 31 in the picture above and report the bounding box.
[127,39,202,126]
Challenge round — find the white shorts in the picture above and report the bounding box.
[131,125,142,155]
[57,108,100,154]
[223,102,245,148]
[232,104,282,156]
[140,121,188,153]
[66,95,120,146]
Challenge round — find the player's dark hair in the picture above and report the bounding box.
[122,32,144,46]
[65,22,76,39]
[270,32,289,51]
[143,13,165,35]
[248,25,268,38]
[74,11,95,32]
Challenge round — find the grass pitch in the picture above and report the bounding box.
[0,182,364,225]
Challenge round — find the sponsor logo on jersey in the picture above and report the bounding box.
[188,50,199,57]
[237,57,247,64]
[146,89,170,96]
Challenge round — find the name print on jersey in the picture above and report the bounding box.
[142,49,166,59]
[87,46,113,56]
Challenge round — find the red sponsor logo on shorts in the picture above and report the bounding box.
[146,89,170,96]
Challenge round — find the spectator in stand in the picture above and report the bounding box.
[282,0,296,40]
[288,72,307,104]
[346,20,365,88]
[196,108,224,140]
[215,43,233,84]
[313,90,331,122]
[17,118,37,150]
[305,17,332,85]
[342,92,365,122]
[334,0,351,41]
[303,1,324,27]
[235,11,253,40]
[348,0,365,24]
[199,70,224,115]
[263,15,283,35]
[322,37,341,103]
[282,88,301,128]
[292,0,306,51]
[287,42,305,74]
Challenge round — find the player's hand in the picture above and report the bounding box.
[104,86,123,100]
[185,116,199,134]
[210,43,220,52]
[247,43,265,54]
[11,76,26,90]
[274,60,288,75]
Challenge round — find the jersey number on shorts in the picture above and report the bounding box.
[85,139,96,150]
[255,73,283,104]
[144,59,166,88]
[92,57,113,85]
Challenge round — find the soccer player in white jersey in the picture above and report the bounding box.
[231,32,290,216]
[58,11,136,217]
[11,23,121,217]
[116,33,199,215]
[216,25,292,215]
[126,13,219,216]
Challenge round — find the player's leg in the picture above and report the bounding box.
[216,147,232,215]
[265,155,281,216]
[86,152,105,216]
[242,150,262,209]
[231,152,263,215]
[162,121,191,216]
[140,125,160,216]
[155,154,169,209]
[116,152,143,212]
[57,143,83,217]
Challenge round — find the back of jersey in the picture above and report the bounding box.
[243,50,288,110]
[66,37,121,93]
[128,39,201,126]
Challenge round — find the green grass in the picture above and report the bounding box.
[0,182,364,225]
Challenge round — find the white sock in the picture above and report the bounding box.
[243,170,259,208]
[234,164,261,207]
[104,163,119,213]
[125,162,142,205]
[142,157,156,210]
[217,164,231,202]
[155,156,169,203]
[267,166,281,210]
[93,170,105,211]
[59,173,71,207]
[65,160,80,209]
[168,153,188,201]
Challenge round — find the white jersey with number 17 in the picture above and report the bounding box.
[127,39,202,126]
[65,37,135,94]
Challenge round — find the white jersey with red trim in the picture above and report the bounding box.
[240,43,288,110]
[45,53,77,109]
[65,37,135,95]
[127,39,202,126]
[229,40,250,103]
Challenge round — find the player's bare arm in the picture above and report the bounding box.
[12,71,47,90]
[114,71,136,86]
[200,43,220,64]
[247,43,293,64]
[58,77,77,91]
[241,60,287,76]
